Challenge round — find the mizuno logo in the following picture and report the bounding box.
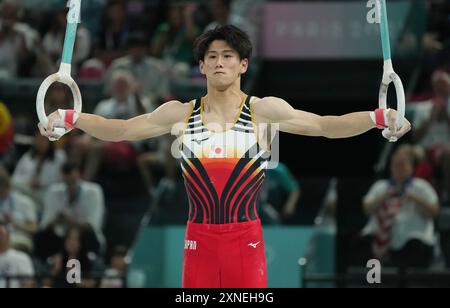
[193,137,210,145]
[248,242,261,249]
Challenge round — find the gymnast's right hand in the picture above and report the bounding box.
[38,109,79,141]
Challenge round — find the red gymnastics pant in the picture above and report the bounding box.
[182,219,267,288]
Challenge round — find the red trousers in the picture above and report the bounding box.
[182,219,267,288]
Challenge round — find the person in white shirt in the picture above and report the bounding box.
[0,167,37,253]
[12,131,66,208]
[83,69,158,181]
[412,70,450,203]
[104,33,170,102]
[360,145,440,269]
[35,162,105,261]
[42,8,91,73]
[0,221,34,288]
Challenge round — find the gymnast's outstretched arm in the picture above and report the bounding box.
[39,100,193,142]
[251,96,411,140]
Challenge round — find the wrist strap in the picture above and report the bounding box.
[64,109,78,130]
[372,108,388,129]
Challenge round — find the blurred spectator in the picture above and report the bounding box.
[259,162,300,224]
[46,226,96,288]
[424,0,450,63]
[78,58,105,80]
[105,32,170,102]
[83,70,158,181]
[100,245,128,288]
[11,130,66,207]
[415,1,450,97]
[96,70,154,119]
[127,0,166,38]
[203,0,257,53]
[0,167,37,254]
[42,8,92,74]
[359,145,440,269]
[78,0,107,39]
[412,70,450,203]
[151,2,199,66]
[95,0,129,67]
[0,0,31,78]
[36,162,105,261]
[0,221,34,288]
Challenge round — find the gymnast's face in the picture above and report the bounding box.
[200,40,248,90]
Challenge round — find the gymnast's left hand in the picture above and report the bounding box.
[383,109,412,140]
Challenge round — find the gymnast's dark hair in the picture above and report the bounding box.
[193,25,252,62]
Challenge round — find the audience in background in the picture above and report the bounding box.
[105,32,170,102]
[0,221,35,288]
[12,130,66,208]
[151,2,199,67]
[45,226,96,288]
[36,162,105,261]
[358,145,440,269]
[412,70,450,204]
[0,167,37,254]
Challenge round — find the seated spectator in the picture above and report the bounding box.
[100,245,128,288]
[151,2,199,66]
[359,145,440,269]
[35,162,105,261]
[12,130,66,208]
[423,0,450,71]
[411,70,450,203]
[105,32,170,102]
[78,58,105,80]
[0,0,30,78]
[45,226,96,288]
[42,8,92,74]
[0,221,34,288]
[0,167,37,253]
[94,0,128,67]
[83,69,158,181]
[95,70,154,119]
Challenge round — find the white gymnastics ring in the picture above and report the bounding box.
[36,63,82,141]
[378,60,405,143]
